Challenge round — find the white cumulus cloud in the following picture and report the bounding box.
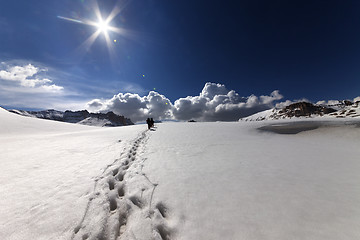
[0,63,63,91]
[87,91,172,122]
[0,61,70,110]
[173,83,283,121]
[87,82,283,122]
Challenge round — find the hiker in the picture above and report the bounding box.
[146,118,151,130]
[150,118,154,128]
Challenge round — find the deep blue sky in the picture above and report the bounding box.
[1,0,360,109]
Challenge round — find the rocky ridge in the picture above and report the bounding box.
[241,101,360,121]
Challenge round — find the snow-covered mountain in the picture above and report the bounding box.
[8,109,134,127]
[241,100,360,121]
[322,101,360,118]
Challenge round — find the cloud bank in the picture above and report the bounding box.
[0,63,63,91]
[87,91,173,123]
[0,61,77,109]
[87,82,283,122]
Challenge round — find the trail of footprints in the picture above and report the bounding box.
[73,131,175,240]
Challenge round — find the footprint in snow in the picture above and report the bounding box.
[108,177,115,190]
[117,184,125,197]
[129,195,144,209]
[156,202,169,219]
[112,168,119,176]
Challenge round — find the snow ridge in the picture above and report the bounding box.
[8,109,134,127]
[241,100,360,121]
[72,128,177,240]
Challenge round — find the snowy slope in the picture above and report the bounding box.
[1,107,360,240]
[8,109,134,127]
[0,107,145,240]
[240,108,277,121]
[328,101,360,118]
[0,107,93,135]
[242,101,360,121]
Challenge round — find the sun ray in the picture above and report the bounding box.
[75,30,102,59]
[92,0,102,23]
[103,30,117,63]
[57,16,84,24]
[106,0,131,23]
[82,30,102,49]
[105,6,121,24]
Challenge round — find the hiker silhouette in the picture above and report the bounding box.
[146,118,151,129]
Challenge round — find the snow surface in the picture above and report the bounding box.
[240,108,277,121]
[1,107,360,240]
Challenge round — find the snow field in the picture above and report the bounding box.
[2,106,360,240]
[0,107,147,239]
[144,121,360,240]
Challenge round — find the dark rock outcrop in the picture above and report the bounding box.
[64,110,90,123]
[279,102,336,118]
[88,111,133,126]
[344,100,353,106]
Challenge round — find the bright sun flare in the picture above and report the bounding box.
[97,20,109,33]
[57,0,129,61]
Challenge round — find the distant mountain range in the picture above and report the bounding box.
[7,99,360,125]
[241,100,360,121]
[8,109,134,127]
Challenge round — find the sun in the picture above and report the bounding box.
[97,19,109,34]
[57,0,131,61]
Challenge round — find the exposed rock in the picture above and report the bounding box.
[64,110,90,123]
[344,100,353,106]
[88,111,133,126]
[328,101,360,118]
[280,102,336,118]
